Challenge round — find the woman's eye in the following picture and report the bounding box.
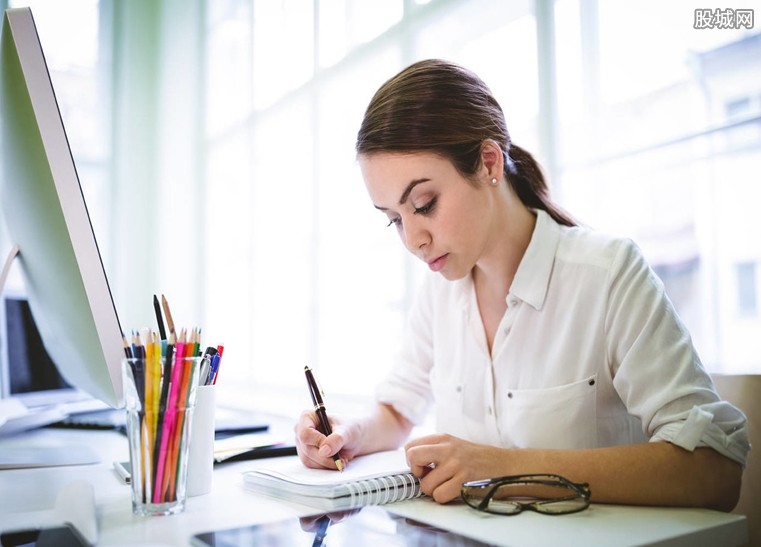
[386,217,402,228]
[414,197,438,216]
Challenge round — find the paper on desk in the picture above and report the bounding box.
[0,445,100,469]
[0,398,28,424]
[0,398,69,437]
[213,432,286,460]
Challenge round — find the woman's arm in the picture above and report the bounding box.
[405,434,742,511]
[294,402,413,470]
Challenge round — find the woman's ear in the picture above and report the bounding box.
[480,139,504,182]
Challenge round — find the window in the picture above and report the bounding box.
[204,0,761,406]
[736,262,758,317]
[7,1,759,415]
[203,0,539,412]
[555,0,761,374]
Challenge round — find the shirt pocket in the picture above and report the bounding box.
[499,374,598,449]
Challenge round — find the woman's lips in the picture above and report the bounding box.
[427,254,448,272]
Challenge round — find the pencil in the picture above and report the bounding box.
[152,331,174,496]
[122,333,133,359]
[154,333,186,503]
[144,337,155,480]
[149,333,163,487]
[169,331,195,499]
[161,294,176,338]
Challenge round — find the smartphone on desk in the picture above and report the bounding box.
[113,460,131,484]
[0,523,91,547]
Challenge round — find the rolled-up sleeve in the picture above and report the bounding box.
[651,403,750,465]
[606,239,750,466]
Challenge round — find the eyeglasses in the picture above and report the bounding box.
[461,473,591,515]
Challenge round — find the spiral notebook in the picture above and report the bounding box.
[242,450,423,510]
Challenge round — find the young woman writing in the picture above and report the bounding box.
[294,59,749,511]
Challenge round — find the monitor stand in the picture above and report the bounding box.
[0,244,20,298]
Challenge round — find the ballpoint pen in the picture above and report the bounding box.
[304,366,343,471]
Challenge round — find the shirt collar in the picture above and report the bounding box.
[453,209,561,312]
[509,209,561,310]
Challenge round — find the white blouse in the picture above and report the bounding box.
[376,210,749,465]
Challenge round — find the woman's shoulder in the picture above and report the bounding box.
[556,223,644,271]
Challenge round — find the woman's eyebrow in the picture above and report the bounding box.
[373,178,431,211]
[398,178,430,205]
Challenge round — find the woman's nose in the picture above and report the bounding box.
[402,216,430,251]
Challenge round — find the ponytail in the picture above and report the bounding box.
[507,144,576,227]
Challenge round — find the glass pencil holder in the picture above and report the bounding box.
[123,354,202,516]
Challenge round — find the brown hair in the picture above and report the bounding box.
[356,59,576,227]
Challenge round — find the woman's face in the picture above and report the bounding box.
[359,151,497,281]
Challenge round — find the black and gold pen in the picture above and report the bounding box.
[304,365,343,471]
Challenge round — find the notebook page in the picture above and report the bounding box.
[249,449,411,486]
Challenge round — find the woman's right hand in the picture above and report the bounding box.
[294,410,362,470]
[294,403,413,470]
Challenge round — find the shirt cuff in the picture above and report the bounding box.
[650,404,751,467]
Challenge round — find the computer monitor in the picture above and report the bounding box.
[0,7,123,408]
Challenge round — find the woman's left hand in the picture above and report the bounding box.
[404,434,507,503]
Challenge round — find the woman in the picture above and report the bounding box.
[294,59,749,511]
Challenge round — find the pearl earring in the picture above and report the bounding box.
[490,178,498,186]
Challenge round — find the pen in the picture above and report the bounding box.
[304,366,343,471]
[209,353,221,385]
[199,354,211,386]
[311,515,331,547]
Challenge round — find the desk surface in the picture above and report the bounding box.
[0,427,749,547]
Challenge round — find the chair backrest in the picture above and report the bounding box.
[711,374,759,546]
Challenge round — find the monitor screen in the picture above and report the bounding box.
[2,291,69,396]
[0,7,123,408]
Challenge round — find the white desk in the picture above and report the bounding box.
[0,428,749,547]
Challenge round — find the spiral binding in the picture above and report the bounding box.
[344,473,422,507]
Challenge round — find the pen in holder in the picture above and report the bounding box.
[123,342,202,516]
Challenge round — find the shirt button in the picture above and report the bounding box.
[488,406,493,415]
[504,326,511,335]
